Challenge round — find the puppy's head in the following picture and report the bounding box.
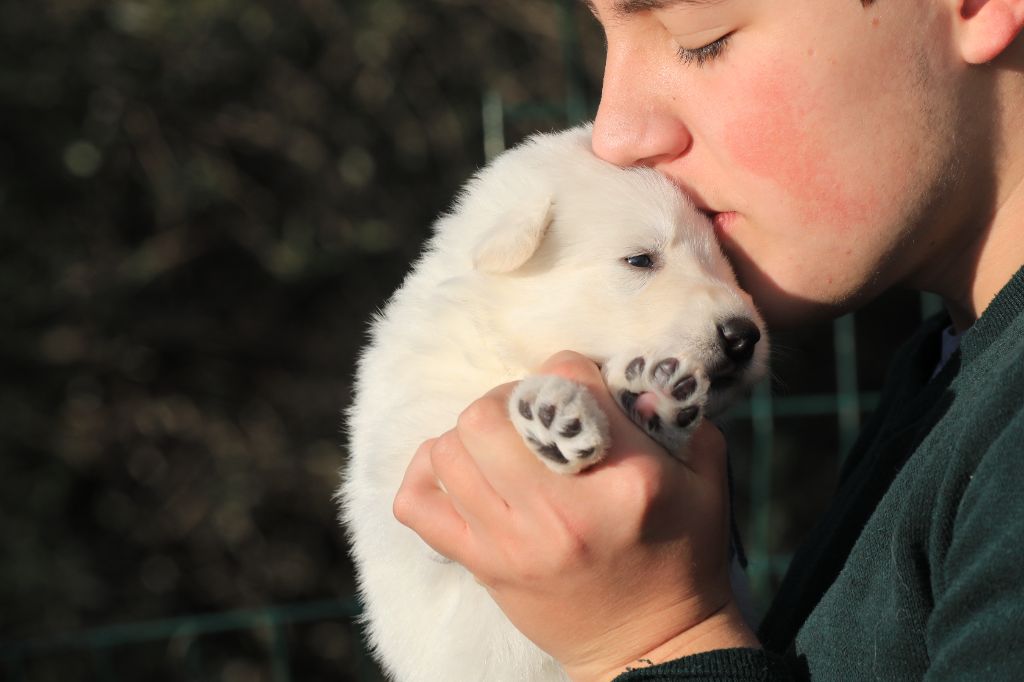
[459,126,768,415]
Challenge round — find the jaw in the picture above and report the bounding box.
[704,382,749,419]
[704,344,771,417]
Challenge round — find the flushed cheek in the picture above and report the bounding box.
[721,60,878,228]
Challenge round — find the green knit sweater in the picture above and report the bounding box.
[614,266,1024,681]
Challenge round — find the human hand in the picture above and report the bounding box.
[393,351,760,681]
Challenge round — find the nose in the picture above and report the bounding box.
[717,317,761,364]
[591,39,692,168]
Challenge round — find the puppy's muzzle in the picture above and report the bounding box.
[709,316,763,387]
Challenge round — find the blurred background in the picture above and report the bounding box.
[0,0,934,680]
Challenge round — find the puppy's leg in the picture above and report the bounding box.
[509,375,611,474]
[603,355,710,458]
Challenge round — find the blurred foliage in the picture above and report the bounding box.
[0,0,603,676]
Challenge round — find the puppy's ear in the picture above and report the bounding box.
[471,195,553,274]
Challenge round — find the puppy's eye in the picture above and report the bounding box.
[624,254,655,269]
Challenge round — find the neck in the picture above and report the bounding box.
[946,171,1024,331]
[923,69,1024,332]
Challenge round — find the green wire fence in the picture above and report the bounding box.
[1,599,378,682]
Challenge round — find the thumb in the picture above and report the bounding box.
[535,351,643,437]
[535,350,604,386]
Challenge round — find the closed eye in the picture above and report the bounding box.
[676,33,732,67]
[624,254,655,269]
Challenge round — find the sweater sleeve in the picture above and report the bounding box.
[926,411,1024,679]
[610,647,795,681]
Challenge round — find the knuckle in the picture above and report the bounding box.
[550,527,589,573]
[546,349,586,366]
[503,545,541,583]
[392,487,416,526]
[508,510,590,580]
[429,430,463,471]
[411,436,437,464]
[610,456,663,510]
[510,534,587,583]
[541,350,595,378]
[456,394,507,433]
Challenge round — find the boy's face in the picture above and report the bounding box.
[587,0,980,326]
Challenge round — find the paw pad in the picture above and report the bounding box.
[604,353,709,457]
[509,375,610,474]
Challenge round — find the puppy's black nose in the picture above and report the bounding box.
[718,317,761,364]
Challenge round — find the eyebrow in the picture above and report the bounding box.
[580,0,725,19]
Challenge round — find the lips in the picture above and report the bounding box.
[695,204,738,233]
[711,211,738,234]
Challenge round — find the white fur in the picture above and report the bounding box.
[338,125,768,682]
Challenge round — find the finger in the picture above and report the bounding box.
[528,354,700,501]
[479,379,520,403]
[393,438,472,563]
[429,428,511,530]
[536,351,608,403]
[537,351,679,464]
[684,420,733,563]
[684,419,728,479]
[453,390,555,504]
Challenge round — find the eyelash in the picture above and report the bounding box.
[676,34,732,67]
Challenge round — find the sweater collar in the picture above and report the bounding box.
[959,265,1024,362]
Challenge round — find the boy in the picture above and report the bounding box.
[394,0,1024,678]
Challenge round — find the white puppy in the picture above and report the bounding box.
[338,125,768,682]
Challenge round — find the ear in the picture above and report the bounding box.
[956,0,1024,64]
[471,195,554,274]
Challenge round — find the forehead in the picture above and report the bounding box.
[580,0,728,20]
[582,0,876,16]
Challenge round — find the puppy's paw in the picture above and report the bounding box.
[603,354,709,457]
[509,375,610,474]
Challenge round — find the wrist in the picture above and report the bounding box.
[565,601,761,682]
